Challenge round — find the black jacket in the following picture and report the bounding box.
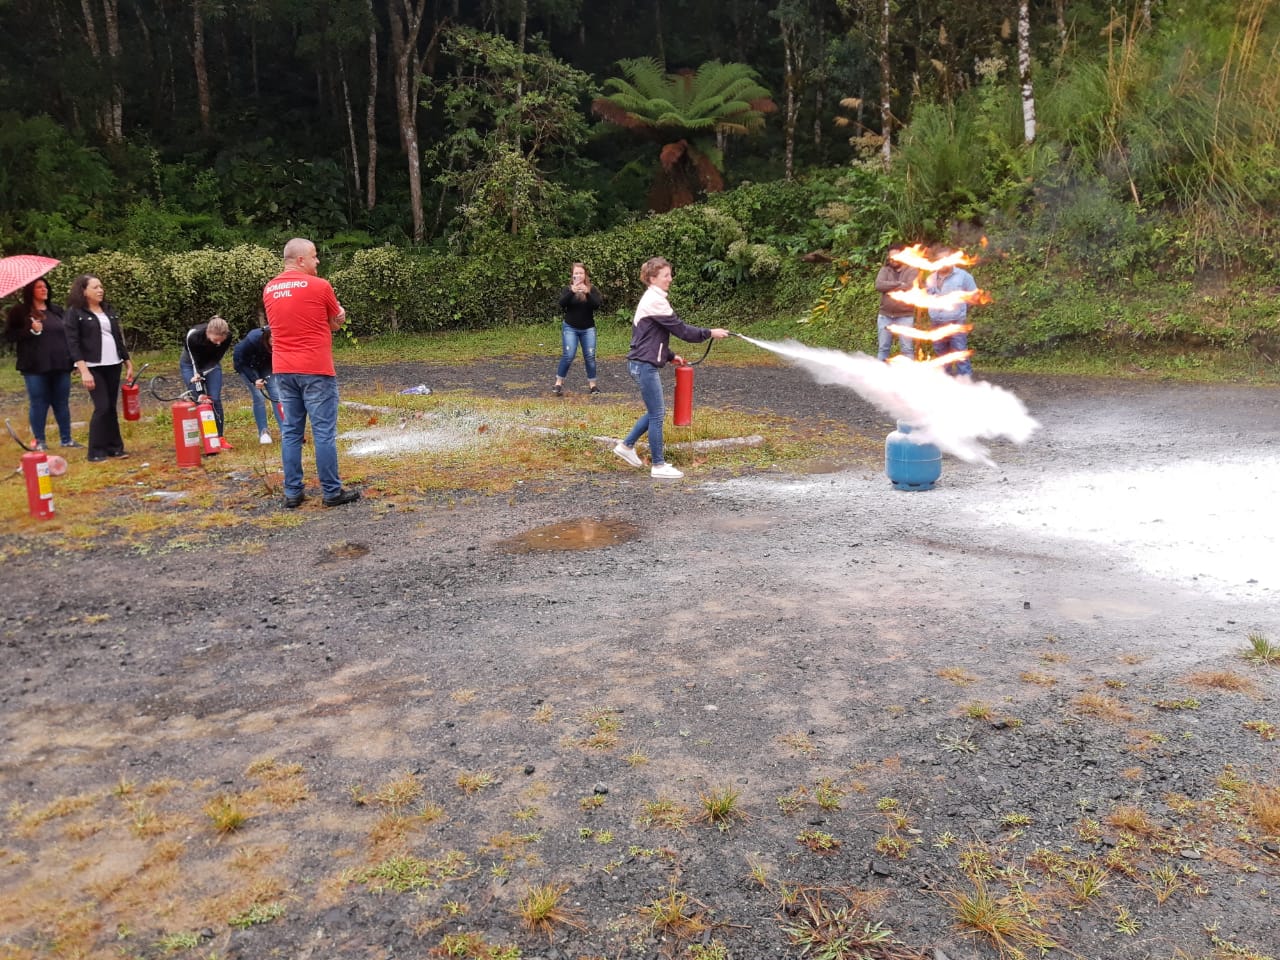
[233,327,272,381]
[64,304,130,366]
[5,302,73,374]
[558,286,602,331]
[185,323,232,371]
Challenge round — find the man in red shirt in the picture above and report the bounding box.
[262,238,360,508]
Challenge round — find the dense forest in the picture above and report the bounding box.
[2,0,1278,353]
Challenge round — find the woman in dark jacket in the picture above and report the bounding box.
[232,324,282,444]
[553,262,603,396]
[4,277,78,450]
[64,273,134,462]
[181,315,233,443]
[612,256,727,480]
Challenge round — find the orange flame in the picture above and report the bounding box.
[889,244,977,272]
[886,349,974,370]
[888,283,991,310]
[886,322,973,342]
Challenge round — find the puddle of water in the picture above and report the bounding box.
[499,518,641,553]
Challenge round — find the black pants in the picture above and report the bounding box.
[86,362,125,458]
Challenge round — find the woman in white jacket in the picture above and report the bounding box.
[612,257,727,479]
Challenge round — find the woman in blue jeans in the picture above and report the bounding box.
[553,262,602,395]
[613,257,728,479]
[233,325,283,443]
[4,278,78,450]
[180,315,233,445]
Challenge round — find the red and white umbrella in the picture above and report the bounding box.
[0,255,61,300]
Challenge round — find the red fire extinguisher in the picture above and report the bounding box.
[196,397,222,455]
[671,339,719,427]
[672,362,695,427]
[121,363,149,422]
[6,419,60,519]
[171,400,203,468]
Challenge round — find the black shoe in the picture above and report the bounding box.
[88,455,108,463]
[552,383,564,396]
[588,384,599,394]
[61,440,84,449]
[322,488,361,507]
[283,493,306,509]
[108,450,129,459]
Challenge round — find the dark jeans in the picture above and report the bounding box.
[623,360,668,465]
[180,356,225,434]
[557,323,597,380]
[86,363,125,458]
[22,370,73,445]
[276,373,342,499]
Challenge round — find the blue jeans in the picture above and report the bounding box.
[623,360,667,466]
[179,357,224,434]
[877,314,914,361]
[23,370,73,445]
[556,324,597,380]
[933,324,973,376]
[239,371,284,434]
[276,373,342,499]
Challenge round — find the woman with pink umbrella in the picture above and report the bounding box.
[4,277,79,451]
[64,274,134,462]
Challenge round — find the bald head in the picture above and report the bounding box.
[282,238,319,276]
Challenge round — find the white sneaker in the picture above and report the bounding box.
[650,463,684,479]
[259,431,272,445]
[612,442,643,468]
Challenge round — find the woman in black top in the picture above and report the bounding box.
[4,277,78,450]
[64,274,134,462]
[553,262,602,396]
[180,316,233,442]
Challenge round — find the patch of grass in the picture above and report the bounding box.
[624,747,649,766]
[638,797,689,830]
[204,794,249,834]
[356,850,472,893]
[430,930,520,959]
[1072,691,1135,722]
[1242,632,1280,665]
[578,707,622,750]
[1249,785,1280,837]
[1019,670,1057,687]
[371,771,423,809]
[940,878,1058,959]
[155,930,202,952]
[1107,805,1156,835]
[696,785,748,831]
[228,901,285,928]
[796,829,841,853]
[937,667,980,685]
[1184,670,1258,694]
[779,887,915,960]
[1242,720,1276,742]
[639,888,710,939]
[1153,697,1201,711]
[515,882,586,939]
[963,702,994,720]
[456,771,498,794]
[777,731,818,757]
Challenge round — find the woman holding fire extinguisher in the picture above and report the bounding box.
[64,274,134,462]
[180,315,233,447]
[613,256,728,480]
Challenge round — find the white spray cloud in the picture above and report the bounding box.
[737,337,1039,465]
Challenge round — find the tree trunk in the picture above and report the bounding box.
[101,0,123,139]
[1054,0,1067,53]
[1018,0,1036,143]
[780,18,797,181]
[813,85,822,150]
[339,51,362,198]
[365,0,379,212]
[879,0,892,166]
[193,0,212,134]
[388,0,429,242]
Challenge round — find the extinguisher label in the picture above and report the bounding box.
[37,462,52,499]
[182,418,200,444]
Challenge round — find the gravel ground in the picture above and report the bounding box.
[1,358,1278,960]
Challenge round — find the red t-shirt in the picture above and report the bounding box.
[262,269,343,376]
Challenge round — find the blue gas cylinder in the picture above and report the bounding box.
[885,421,942,491]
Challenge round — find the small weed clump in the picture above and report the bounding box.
[205,794,249,834]
[228,901,285,928]
[640,888,710,939]
[515,882,586,939]
[1242,631,1280,665]
[940,878,1059,958]
[696,786,748,831]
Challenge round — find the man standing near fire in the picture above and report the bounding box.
[925,246,978,380]
[874,244,918,361]
[263,237,360,509]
